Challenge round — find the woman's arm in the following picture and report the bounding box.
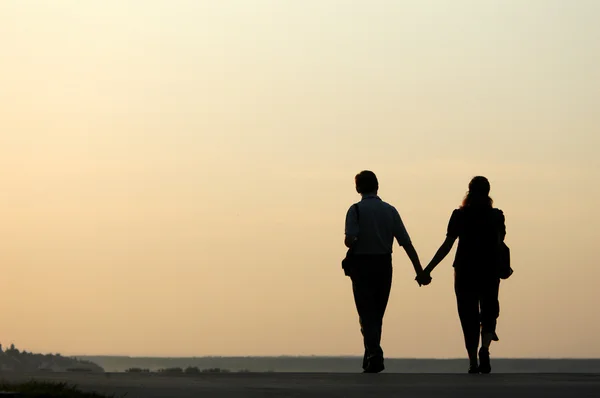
[423,236,456,274]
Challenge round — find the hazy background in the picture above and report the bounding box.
[1,1,599,359]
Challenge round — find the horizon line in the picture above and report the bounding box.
[71,355,600,360]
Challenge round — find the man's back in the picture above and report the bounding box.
[345,194,411,255]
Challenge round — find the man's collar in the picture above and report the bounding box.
[361,194,380,200]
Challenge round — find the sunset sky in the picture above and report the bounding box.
[1,0,599,358]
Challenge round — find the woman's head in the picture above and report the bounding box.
[355,170,379,195]
[462,176,493,208]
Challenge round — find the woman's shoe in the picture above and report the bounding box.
[363,356,385,373]
[478,347,491,374]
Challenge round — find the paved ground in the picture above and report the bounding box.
[1,372,600,397]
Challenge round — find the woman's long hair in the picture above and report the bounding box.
[461,176,493,208]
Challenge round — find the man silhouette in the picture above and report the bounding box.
[344,170,429,373]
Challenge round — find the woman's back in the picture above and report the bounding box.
[449,206,505,272]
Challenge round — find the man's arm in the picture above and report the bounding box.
[403,241,424,276]
[344,204,359,248]
[345,235,357,248]
[392,209,426,283]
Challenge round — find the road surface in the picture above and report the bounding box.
[1,372,599,397]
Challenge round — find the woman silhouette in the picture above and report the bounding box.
[421,176,506,374]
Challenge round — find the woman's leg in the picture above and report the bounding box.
[455,272,480,368]
[480,276,500,348]
[478,275,500,373]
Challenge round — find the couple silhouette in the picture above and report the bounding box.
[343,171,507,374]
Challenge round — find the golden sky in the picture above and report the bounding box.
[1,0,599,358]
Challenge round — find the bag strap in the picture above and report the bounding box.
[348,203,360,253]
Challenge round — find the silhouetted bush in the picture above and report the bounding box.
[201,368,230,373]
[158,367,183,374]
[184,366,201,374]
[126,367,150,373]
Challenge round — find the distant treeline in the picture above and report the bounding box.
[0,344,104,373]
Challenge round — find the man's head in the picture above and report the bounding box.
[355,170,379,195]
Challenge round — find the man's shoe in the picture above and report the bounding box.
[468,365,480,374]
[478,347,491,374]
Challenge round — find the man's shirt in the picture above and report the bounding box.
[345,194,411,255]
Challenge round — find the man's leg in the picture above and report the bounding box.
[352,267,376,370]
[367,263,393,372]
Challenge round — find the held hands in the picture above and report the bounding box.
[415,270,432,287]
